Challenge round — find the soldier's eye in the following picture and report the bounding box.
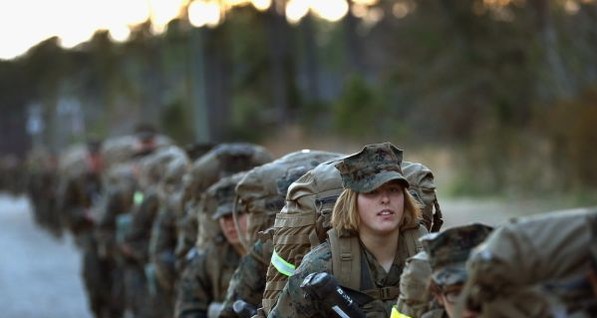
[388,186,401,193]
[364,189,379,196]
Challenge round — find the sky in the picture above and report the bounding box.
[0,0,379,61]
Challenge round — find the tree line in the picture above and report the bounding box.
[1,0,596,197]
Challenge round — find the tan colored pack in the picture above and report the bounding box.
[188,143,274,248]
[233,150,342,252]
[463,208,597,317]
[263,159,442,313]
[101,134,172,169]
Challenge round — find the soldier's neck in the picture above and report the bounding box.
[359,229,399,273]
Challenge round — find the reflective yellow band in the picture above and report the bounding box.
[390,306,412,318]
[134,191,144,206]
[271,249,296,277]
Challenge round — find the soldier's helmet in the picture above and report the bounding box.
[420,223,493,286]
[335,141,409,193]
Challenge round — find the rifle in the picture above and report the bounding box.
[300,272,366,318]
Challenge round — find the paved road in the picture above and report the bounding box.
[0,193,92,318]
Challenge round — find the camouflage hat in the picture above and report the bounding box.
[210,173,245,220]
[335,142,408,193]
[420,223,493,286]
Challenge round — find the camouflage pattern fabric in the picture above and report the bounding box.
[120,146,188,317]
[175,238,242,318]
[420,223,493,286]
[177,143,273,270]
[234,150,341,249]
[54,145,117,318]
[335,142,409,193]
[149,154,189,300]
[150,205,178,290]
[219,237,272,318]
[395,251,434,318]
[462,208,597,317]
[269,236,416,318]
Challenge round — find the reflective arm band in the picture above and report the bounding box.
[390,306,412,318]
[271,249,296,277]
[134,191,144,206]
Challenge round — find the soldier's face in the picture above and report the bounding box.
[436,284,478,318]
[357,181,404,237]
[219,213,248,245]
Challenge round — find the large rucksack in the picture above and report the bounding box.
[262,158,443,313]
[233,150,343,252]
[186,143,273,249]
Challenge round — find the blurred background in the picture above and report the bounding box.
[1,1,596,317]
[1,0,597,200]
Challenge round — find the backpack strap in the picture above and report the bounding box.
[328,228,361,291]
[362,286,401,301]
[431,199,443,232]
[400,225,427,259]
[329,226,426,302]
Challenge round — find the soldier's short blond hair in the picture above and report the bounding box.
[331,184,421,235]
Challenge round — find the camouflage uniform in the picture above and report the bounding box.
[269,143,427,318]
[217,150,341,318]
[55,143,115,318]
[176,237,242,318]
[175,143,273,273]
[175,172,246,318]
[271,235,423,318]
[148,152,191,316]
[394,251,434,318]
[218,235,273,318]
[121,146,187,317]
[414,223,493,318]
[95,163,139,317]
[94,130,172,317]
[462,208,597,317]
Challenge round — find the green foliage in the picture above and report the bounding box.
[160,100,194,144]
[332,76,384,138]
[2,0,597,197]
[537,86,597,190]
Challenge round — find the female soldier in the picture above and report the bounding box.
[269,142,428,318]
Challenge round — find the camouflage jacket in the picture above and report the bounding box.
[269,239,412,318]
[175,237,242,318]
[57,171,102,235]
[149,205,178,292]
[123,189,160,264]
[219,238,272,318]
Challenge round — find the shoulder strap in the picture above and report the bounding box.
[328,228,361,291]
[329,226,425,301]
[400,225,427,259]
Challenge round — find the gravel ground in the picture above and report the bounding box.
[0,193,92,318]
